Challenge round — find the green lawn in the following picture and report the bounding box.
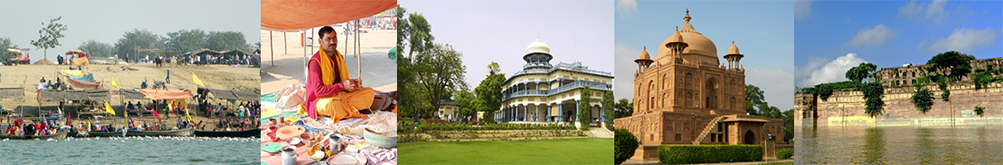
[757,162,794,165]
[398,138,612,165]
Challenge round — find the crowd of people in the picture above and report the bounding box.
[1,118,68,136]
[36,77,72,91]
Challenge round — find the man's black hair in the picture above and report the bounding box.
[318,26,336,38]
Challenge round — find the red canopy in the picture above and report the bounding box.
[136,89,193,100]
[261,0,395,30]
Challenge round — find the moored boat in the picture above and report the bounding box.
[194,128,260,137]
[0,130,70,140]
[127,128,194,137]
[88,130,127,137]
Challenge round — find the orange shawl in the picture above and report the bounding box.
[310,45,350,85]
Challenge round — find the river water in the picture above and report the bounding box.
[796,126,1003,164]
[0,136,259,165]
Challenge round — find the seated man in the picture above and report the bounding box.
[306,26,375,123]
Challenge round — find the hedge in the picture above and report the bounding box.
[776,148,792,159]
[614,129,638,164]
[658,145,763,164]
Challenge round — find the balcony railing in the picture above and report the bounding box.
[503,80,612,101]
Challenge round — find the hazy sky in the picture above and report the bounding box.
[614,0,796,110]
[795,0,1002,87]
[0,0,261,62]
[398,0,614,91]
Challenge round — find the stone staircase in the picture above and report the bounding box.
[693,115,727,145]
[588,127,614,138]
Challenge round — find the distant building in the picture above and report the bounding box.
[437,99,460,121]
[495,37,614,128]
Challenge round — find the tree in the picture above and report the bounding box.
[414,43,466,119]
[475,62,506,124]
[845,62,877,82]
[166,29,208,53]
[745,84,766,116]
[782,109,794,144]
[453,89,479,123]
[910,84,935,114]
[115,29,163,62]
[29,16,68,61]
[926,51,976,81]
[974,106,985,117]
[614,99,633,119]
[0,37,18,62]
[578,85,592,130]
[614,129,639,164]
[78,40,115,58]
[404,13,434,59]
[602,90,615,131]
[206,31,249,52]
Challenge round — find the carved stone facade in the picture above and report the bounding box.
[614,10,784,161]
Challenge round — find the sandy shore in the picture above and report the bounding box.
[259,26,397,94]
[0,62,260,130]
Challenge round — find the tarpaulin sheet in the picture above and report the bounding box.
[136,89,193,100]
[66,73,95,82]
[70,57,89,65]
[61,70,83,77]
[261,0,395,30]
[65,76,103,89]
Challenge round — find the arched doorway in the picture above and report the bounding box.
[744,130,755,144]
[705,78,718,109]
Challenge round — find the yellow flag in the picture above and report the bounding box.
[104,102,116,116]
[192,73,205,87]
[185,106,192,122]
[110,76,121,88]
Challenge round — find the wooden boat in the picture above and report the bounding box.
[88,130,127,137]
[0,130,70,140]
[127,128,194,137]
[194,128,260,137]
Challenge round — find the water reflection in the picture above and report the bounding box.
[796,126,1003,164]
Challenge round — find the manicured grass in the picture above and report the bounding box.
[398,138,613,165]
[757,162,794,165]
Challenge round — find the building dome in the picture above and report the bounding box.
[657,10,718,64]
[638,46,651,60]
[525,38,550,55]
[728,41,739,55]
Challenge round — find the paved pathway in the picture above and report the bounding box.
[622,159,793,165]
[589,127,614,138]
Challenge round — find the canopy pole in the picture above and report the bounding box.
[356,20,362,80]
[270,30,275,66]
[283,32,288,55]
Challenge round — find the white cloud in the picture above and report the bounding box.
[794,0,813,21]
[616,0,640,18]
[898,0,950,24]
[928,28,998,52]
[746,68,795,110]
[795,56,828,82]
[846,24,896,47]
[798,53,868,87]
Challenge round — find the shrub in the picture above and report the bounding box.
[614,129,638,164]
[776,148,792,159]
[658,145,763,164]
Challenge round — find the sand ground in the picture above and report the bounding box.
[0,62,260,130]
[259,26,397,94]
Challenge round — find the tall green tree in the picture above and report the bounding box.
[475,62,506,123]
[404,13,434,59]
[206,31,248,52]
[29,16,68,61]
[0,37,18,62]
[414,43,466,119]
[845,62,877,82]
[166,29,208,53]
[578,85,592,130]
[602,90,615,131]
[78,40,115,58]
[745,84,766,116]
[115,29,162,62]
[614,99,633,119]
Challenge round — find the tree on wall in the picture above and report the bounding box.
[578,85,592,130]
[845,62,877,82]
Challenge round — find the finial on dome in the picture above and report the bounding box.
[676,26,678,31]
[732,41,734,44]
[684,9,691,23]
[643,46,646,51]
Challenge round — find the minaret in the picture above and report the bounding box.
[634,46,653,73]
[724,41,744,70]
[664,26,688,62]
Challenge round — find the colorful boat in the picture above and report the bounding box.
[126,128,194,137]
[194,128,260,137]
[0,130,70,140]
[88,130,127,137]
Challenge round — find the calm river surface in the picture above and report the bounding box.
[796,126,1003,164]
[0,136,259,165]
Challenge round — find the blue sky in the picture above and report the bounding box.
[614,0,795,110]
[399,0,614,90]
[0,0,261,63]
[795,0,1002,87]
